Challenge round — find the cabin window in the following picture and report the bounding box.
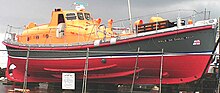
[27,37,30,41]
[84,13,91,20]
[77,13,84,20]
[58,14,65,24]
[36,35,39,39]
[66,13,76,20]
[45,34,49,38]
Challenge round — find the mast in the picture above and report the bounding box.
[127,0,133,34]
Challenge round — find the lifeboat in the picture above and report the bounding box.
[2,3,218,85]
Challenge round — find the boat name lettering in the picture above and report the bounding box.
[158,36,194,43]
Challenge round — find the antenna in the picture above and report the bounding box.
[73,2,88,11]
[73,2,88,6]
[127,0,133,34]
[204,8,206,20]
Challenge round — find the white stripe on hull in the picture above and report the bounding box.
[8,52,212,60]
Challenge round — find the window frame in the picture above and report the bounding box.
[66,13,77,20]
[77,12,84,20]
[84,13,91,20]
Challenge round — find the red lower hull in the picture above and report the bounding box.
[6,54,211,84]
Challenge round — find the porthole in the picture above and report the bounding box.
[36,35,39,39]
[27,37,30,41]
[45,34,49,38]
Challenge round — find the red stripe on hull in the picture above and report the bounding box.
[6,54,210,84]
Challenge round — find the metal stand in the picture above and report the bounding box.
[23,46,30,93]
[130,47,140,93]
[159,49,164,93]
[217,17,220,93]
[82,48,89,93]
[217,71,220,93]
[218,61,220,93]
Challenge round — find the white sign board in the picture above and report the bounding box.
[62,73,75,90]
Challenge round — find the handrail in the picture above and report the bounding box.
[113,9,210,24]
[136,20,175,32]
